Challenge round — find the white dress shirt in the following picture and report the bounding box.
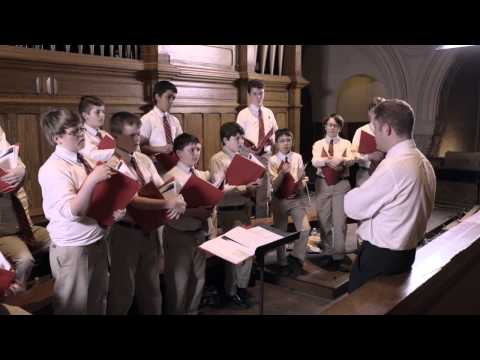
[140,106,183,147]
[0,126,31,235]
[79,124,115,163]
[344,139,436,251]
[268,151,305,183]
[351,123,375,168]
[236,104,278,154]
[38,145,105,247]
[311,136,354,177]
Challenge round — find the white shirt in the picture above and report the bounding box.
[0,126,31,235]
[344,139,436,251]
[79,124,115,163]
[38,145,105,247]
[311,136,354,177]
[351,123,375,168]
[236,104,278,154]
[116,150,165,224]
[268,151,305,183]
[164,162,211,232]
[140,106,183,147]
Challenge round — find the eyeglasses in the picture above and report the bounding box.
[65,127,85,137]
[325,123,340,128]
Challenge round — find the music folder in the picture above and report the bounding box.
[155,152,179,172]
[358,131,376,154]
[180,174,224,208]
[97,135,116,150]
[225,154,265,186]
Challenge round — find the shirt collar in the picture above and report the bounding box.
[54,145,80,164]
[154,106,169,119]
[222,146,237,159]
[84,124,100,137]
[325,135,340,143]
[177,161,194,174]
[276,151,292,162]
[386,139,416,159]
[249,104,262,115]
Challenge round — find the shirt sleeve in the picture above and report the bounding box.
[311,141,327,168]
[173,116,183,137]
[344,164,398,221]
[140,116,152,142]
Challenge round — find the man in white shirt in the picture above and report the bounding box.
[236,79,278,218]
[140,80,183,175]
[344,99,436,292]
[78,95,116,163]
[0,126,50,296]
[351,97,386,187]
[38,109,113,314]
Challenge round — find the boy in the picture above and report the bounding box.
[163,133,214,315]
[140,80,183,175]
[106,112,186,315]
[0,126,50,296]
[351,97,386,187]
[78,95,116,162]
[268,128,310,277]
[38,108,113,314]
[210,122,260,308]
[236,79,278,218]
[312,114,355,272]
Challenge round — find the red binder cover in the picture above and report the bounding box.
[358,131,377,154]
[97,135,116,150]
[155,152,179,172]
[127,182,170,233]
[278,172,302,199]
[225,154,266,186]
[87,172,141,226]
[320,147,343,186]
[0,268,15,296]
[180,174,224,208]
[244,128,274,153]
[0,168,13,193]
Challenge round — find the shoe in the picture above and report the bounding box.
[287,255,306,277]
[236,287,252,300]
[330,257,352,273]
[227,293,251,309]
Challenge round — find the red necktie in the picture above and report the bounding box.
[258,107,265,146]
[328,139,334,157]
[96,130,103,140]
[130,156,146,185]
[77,153,93,174]
[163,114,173,145]
[10,193,34,246]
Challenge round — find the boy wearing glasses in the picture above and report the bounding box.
[38,109,113,314]
[312,114,354,272]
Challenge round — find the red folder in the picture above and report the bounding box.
[127,182,170,233]
[320,147,343,186]
[155,152,179,172]
[278,172,302,199]
[180,174,224,208]
[97,135,116,150]
[225,154,266,186]
[0,168,13,193]
[87,172,141,226]
[0,268,15,296]
[244,128,274,154]
[358,131,377,154]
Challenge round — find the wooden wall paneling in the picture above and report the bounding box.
[183,113,205,169]
[221,113,237,126]
[203,113,222,171]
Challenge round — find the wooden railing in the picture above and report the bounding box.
[13,45,142,59]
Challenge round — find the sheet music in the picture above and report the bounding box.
[0,145,19,170]
[200,237,254,264]
[0,251,12,271]
[248,226,283,246]
[159,181,177,200]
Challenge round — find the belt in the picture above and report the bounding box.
[218,204,246,211]
[116,221,143,231]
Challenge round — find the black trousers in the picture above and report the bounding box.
[348,240,416,293]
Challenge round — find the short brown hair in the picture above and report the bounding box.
[110,112,141,136]
[322,113,344,129]
[79,95,105,118]
[368,97,386,111]
[41,108,82,146]
[373,99,414,138]
[247,79,265,94]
